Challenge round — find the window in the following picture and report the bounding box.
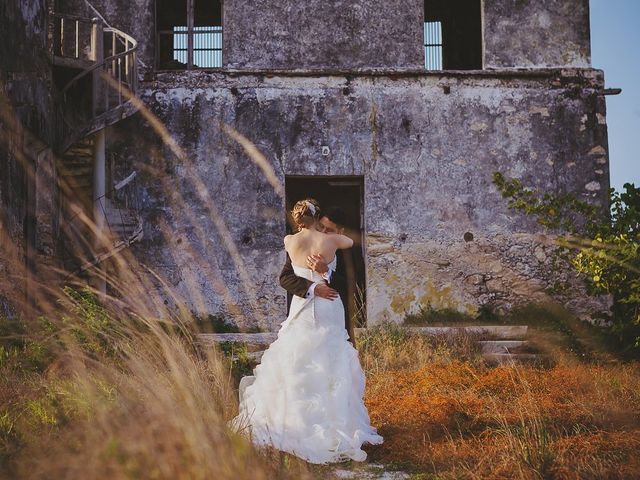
[156,0,222,70]
[424,21,443,70]
[424,0,482,70]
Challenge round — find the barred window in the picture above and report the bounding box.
[156,0,222,70]
[424,0,482,71]
[424,21,443,70]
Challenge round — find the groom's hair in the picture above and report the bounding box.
[324,206,347,228]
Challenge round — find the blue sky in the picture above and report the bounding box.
[590,0,640,191]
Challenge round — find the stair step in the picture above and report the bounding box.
[231,350,265,362]
[64,149,93,157]
[60,169,92,177]
[477,340,528,354]
[226,349,544,366]
[356,325,528,340]
[482,353,545,365]
[107,220,139,229]
[197,333,277,345]
[198,326,529,346]
[60,161,92,167]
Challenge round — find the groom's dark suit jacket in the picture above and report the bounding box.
[279,250,357,346]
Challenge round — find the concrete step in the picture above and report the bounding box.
[198,325,529,346]
[63,151,93,160]
[228,349,544,366]
[197,332,277,345]
[355,325,528,340]
[483,352,545,365]
[477,340,529,354]
[198,326,535,367]
[60,168,92,178]
[231,350,265,362]
[105,216,139,229]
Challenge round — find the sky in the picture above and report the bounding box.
[590,0,640,191]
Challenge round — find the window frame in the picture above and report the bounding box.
[154,0,224,72]
[423,0,484,71]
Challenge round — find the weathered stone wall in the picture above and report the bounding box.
[0,0,61,315]
[72,0,592,73]
[484,0,591,68]
[108,68,610,328]
[224,0,424,70]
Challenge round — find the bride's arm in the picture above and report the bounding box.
[332,233,354,250]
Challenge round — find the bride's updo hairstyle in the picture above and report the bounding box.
[291,198,321,231]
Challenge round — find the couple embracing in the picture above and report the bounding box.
[230,198,383,464]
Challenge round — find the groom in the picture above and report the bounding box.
[279,206,357,346]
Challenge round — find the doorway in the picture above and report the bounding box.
[285,176,367,327]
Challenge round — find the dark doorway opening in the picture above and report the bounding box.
[285,176,367,327]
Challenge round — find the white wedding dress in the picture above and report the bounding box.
[229,257,383,464]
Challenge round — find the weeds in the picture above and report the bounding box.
[360,325,640,479]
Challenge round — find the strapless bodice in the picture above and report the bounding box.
[292,256,337,283]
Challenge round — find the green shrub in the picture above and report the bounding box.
[404,302,474,325]
[493,173,640,356]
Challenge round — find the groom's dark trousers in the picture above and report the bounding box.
[279,251,356,347]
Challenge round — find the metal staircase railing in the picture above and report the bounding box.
[49,12,139,152]
[61,170,143,278]
[50,12,143,278]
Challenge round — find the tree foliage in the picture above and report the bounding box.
[493,173,640,355]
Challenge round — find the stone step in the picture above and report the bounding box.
[61,156,92,166]
[231,350,265,362]
[105,213,139,225]
[477,340,528,354]
[356,325,528,340]
[231,349,542,365]
[197,325,529,347]
[197,332,277,345]
[63,150,93,160]
[483,353,544,365]
[60,168,92,177]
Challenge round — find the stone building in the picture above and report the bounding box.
[1,0,613,327]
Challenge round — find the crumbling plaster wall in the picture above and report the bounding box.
[1,0,61,315]
[224,0,425,70]
[110,68,610,328]
[483,0,591,68]
[73,0,591,73]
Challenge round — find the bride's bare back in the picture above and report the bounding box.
[285,228,353,268]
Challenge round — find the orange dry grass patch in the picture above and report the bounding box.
[364,361,640,479]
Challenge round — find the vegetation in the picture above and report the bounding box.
[403,301,619,364]
[493,173,640,356]
[2,288,639,480]
[0,290,315,480]
[360,322,640,479]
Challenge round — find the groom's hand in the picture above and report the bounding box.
[314,283,339,300]
[307,254,329,274]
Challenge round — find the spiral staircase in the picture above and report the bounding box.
[48,11,143,277]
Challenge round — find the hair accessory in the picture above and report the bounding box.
[305,201,316,216]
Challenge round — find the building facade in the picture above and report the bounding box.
[2,0,612,327]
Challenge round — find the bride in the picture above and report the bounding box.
[229,198,383,464]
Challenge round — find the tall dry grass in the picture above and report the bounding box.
[0,80,321,479]
[359,323,640,479]
[0,287,321,479]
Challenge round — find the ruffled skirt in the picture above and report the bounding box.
[229,295,383,464]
